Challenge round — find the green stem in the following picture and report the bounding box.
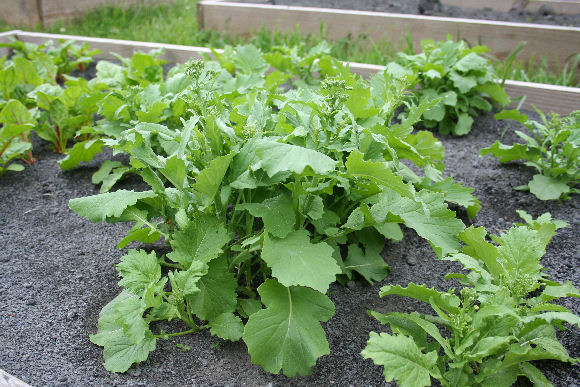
[154,327,205,339]
[159,260,181,269]
[293,174,302,229]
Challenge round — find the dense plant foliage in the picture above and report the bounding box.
[65,44,485,375]
[481,109,580,200]
[391,39,510,136]
[363,212,580,386]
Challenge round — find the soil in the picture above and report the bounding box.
[1,105,579,385]
[256,0,580,27]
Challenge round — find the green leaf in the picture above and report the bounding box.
[160,155,186,189]
[193,152,234,205]
[243,279,335,377]
[170,261,208,296]
[252,139,336,177]
[90,292,156,373]
[345,150,414,199]
[58,139,104,170]
[92,160,133,193]
[455,53,488,73]
[362,332,439,387]
[379,283,460,314]
[116,249,161,296]
[167,214,230,269]
[188,257,238,321]
[458,226,502,277]
[261,229,340,293]
[426,178,481,218]
[480,141,541,163]
[0,99,35,137]
[346,82,379,119]
[454,113,474,136]
[234,45,269,75]
[69,190,156,222]
[372,189,465,257]
[343,244,390,284]
[497,226,544,278]
[519,362,553,387]
[237,193,295,238]
[209,313,244,341]
[449,71,477,93]
[528,174,570,201]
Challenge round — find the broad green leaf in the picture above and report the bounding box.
[69,190,156,222]
[92,160,133,193]
[193,152,234,205]
[465,336,513,360]
[426,178,481,218]
[528,174,570,201]
[58,139,104,170]
[372,189,465,257]
[0,99,36,137]
[113,293,148,342]
[497,226,544,278]
[480,141,541,163]
[160,155,186,189]
[449,71,476,93]
[519,362,553,387]
[455,53,488,73]
[243,279,335,377]
[454,113,474,136]
[261,229,340,293]
[170,261,208,296]
[188,257,238,321]
[90,292,156,373]
[209,313,244,341]
[167,214,230,268]
[117,249,161,296]
[362,332,439,387]
[345,150,414,199]
[233,45,269,75]
[252,139,336,177]
[459,226,502,277]
[117,227,160,249]
[522,312,580,328]
[346,82,379,119]
[379,283,460,314]
[542,281,580,300]
[237,193,295,238]
[343,244,390,284]
[494,109,529,125]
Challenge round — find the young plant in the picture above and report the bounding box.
[68,45,478,376]
[391,38,510,136]
[481,109,579,200]
[0,100,36,174]
[363,211,579,387]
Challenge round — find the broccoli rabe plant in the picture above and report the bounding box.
[391,39,510,136]
[363,211,579,387]
[481,109,579,200]
[68,45,479,376]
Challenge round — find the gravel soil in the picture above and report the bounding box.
[1,109,579,386]
[255,0,580,27]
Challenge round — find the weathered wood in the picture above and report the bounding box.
[40,0,176,25]
[0,0,42,27]
[441,0,580,14]
[11,31,580,114]
[15,31,216,63]
[198,1,580,70]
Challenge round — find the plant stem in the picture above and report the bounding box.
[154,327,205,339]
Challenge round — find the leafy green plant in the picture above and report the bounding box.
[481,109,579,200]
[68,45,479,376]
[363,211,579,387]
[391,39,510,136]
[0,99,36,175]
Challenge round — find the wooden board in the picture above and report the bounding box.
[441,0,580,14]
[198,1,580,71]
[15,31,215,63]
[0,1,42,27]
[11,31,580,114]
[0,368,32,387]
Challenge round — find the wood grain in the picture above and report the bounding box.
[0,0,42,27]
[441,0,580,14]
[198,1,580,70]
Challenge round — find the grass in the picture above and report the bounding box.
[1,0,578,87]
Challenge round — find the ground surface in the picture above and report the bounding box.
[1,108,579,386]
[260,0,580,26]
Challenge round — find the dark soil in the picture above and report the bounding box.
[1,109,579,386]
[257,0,580,27]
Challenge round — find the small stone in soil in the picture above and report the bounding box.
[26,299,37,306]
[406,255,418,265]
[346,281,356,290]
[67,311,78,320]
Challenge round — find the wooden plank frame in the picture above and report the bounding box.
[3,30,579,114]
[197,1,580,71]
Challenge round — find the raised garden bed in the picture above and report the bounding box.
[197,0,580,71]
[0,33,578,386]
